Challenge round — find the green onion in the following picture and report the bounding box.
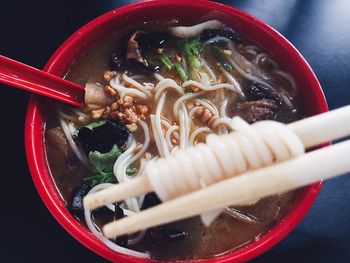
[160,54,174,70]
[211,46,232,71]
[174,62,189,82]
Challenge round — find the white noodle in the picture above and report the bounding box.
[153,73,164,81]
[122,73,152,97]
[190,127,212,144]
[168,20,222,38]
[219,99,229,134]
[59,117,89,167]
[150,115,164,157]
[156,93,170,157]
[182,80,241,95]
[196,99,219,116]
[165,125,179,149]
[154,78,184,101]
[110,76,148,99]
[128,120,150,164]
[226,56,277,92]
[188,106,202,120]
[161,119,172,129]
[173,92,201,117]
[201,58,217,82]
[254,53,279,69]
[143,82,154,90]
[181,103,190,147]
[113,140,140,212]
[179,109,186,150]
[84,184,149,258]
[220,100,228,118]
[220,68,242,94]
[150,93,169,157]
[57,108,76,121]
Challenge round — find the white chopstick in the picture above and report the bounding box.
[84,105,350,210]
[103,138,350,238]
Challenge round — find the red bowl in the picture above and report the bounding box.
[25,0,328,262]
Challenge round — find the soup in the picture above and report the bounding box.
[45,20,301,260]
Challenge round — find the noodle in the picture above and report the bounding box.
[59,117,89,167]
[190,127,212,144]
[196,99,219,116]
[226,56,277,92]
[122,73,153,97]
[110,76,148,99]
[154,78,184,101]
[84,184,149,258]
[182,80,241,94]
[173,92,202,117]
[165,125,179,149]
[201,58,217,82]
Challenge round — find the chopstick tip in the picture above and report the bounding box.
[83,195,98,210]
[103,222,121,239]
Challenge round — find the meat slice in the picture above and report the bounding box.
[85,82,114,106]
[234,99,278,123]
[46,126,70,158]
[126,31,145,65]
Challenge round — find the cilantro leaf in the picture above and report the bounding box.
[89,144,121,174]
[84,144,121,186]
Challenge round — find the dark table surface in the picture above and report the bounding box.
[1,0,350,262]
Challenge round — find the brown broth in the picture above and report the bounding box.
[45,22,301,261]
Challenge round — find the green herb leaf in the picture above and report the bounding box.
[89,144,121,175]
[84,144,121,186]
[83,172,116,186]
[84,120,107,131]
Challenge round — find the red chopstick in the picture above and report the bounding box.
[0,55,84,107]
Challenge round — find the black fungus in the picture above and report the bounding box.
[114,205,128,246]
[77,120,130,154]
[111,51,126,71]
[141,193,161,210]
[199,28,240,43]
[110,34,128,71]
[70,182,91,211]
[137,32,171,51]
[149,227,188,243]
[245,83,282,105]
[126,31,172,72]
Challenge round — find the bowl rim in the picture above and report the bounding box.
[25,0,328,262]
